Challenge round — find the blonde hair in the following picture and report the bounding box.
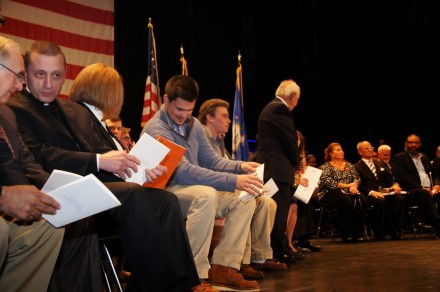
[70,63,124,117]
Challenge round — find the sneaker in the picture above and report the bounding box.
[192,280,220,292]
[251,259,287,271]
[240,264,264,280]
[208,264,260,291]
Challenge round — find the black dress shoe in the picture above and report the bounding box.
[293,242,311,253]
[285,248,305,261]
[279,254,296,263]
[354,237,365,242]
[342,237,354,243]
[391,233,403,240]
[292,251,305,260]
[298,240,322,252]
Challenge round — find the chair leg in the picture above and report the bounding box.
[407,207,419,238]
[316,208,323,240]
[327,210,335,241]
[101,259,112,292]
[99,242,123,292]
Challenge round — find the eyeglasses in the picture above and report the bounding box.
[0,63,25,83]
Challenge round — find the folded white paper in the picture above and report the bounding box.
[125,133,170,185]
[293,166,322,204]
[238,164,278,202]
[383,191,407,196]
[42,169,121,228]
[262,178,279,199]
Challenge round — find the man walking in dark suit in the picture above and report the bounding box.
[391,134,440,236]
[256,79,302,262]
[8,41,199,291]
[354,141,405,240]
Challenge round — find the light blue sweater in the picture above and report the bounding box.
[141,105,242,192]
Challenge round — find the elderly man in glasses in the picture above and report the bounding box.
[0,35,65,292]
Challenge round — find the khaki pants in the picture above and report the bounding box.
[0,217,64,292]
[167,182,255,279]
[242,196,276,264]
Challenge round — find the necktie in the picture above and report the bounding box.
[178,126,185,136]
[0,124,15,159]
[368,160,377,178]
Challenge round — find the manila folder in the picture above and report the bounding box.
[143,135,186,189]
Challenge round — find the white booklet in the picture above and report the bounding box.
[125,133,170,185]
[42,169,121,228]
[239,164,279,202]
[293,166,322,204]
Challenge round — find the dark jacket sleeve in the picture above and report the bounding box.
[0,105,49,188]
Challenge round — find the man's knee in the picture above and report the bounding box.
[0,218,9,262]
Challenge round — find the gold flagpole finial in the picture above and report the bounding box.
[180,43,188,76]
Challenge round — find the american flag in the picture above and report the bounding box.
[232,54,249,161]
[0,0,114,99]
[141,19,160,127]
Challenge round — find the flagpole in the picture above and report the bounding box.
[180,43,188,76]
[237,51,244,107]
[141,18,161,128]
[232,51,249,161]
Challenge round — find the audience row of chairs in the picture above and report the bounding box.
[316,205,433,241]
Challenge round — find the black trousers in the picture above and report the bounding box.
[368,194,405,237]
[319,190,367,239]
[271,180,293,260]
[406,188,440,227]
[48,217,103,292]
[97,182,199,292]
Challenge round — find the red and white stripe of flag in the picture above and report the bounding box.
[142,75,159,126]
[0,0,114,99]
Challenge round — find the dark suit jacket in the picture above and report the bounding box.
[376,159,393,175]
[256,98,300,184]
[431,157,440,185]
[354,159,395,195]
[7,91,114,178]
[391,151,432,191]
[0,104,48,188]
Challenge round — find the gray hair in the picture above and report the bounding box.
[0,36,21,64]
[377,144,391,153]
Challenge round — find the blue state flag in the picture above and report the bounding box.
[232,62,249,161]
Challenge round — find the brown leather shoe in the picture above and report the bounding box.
[240,264,264,280]
[208,264,260,291]
[251,259,287,271]
[192,279,220,292]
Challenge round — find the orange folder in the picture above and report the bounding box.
[143,135,186,189]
